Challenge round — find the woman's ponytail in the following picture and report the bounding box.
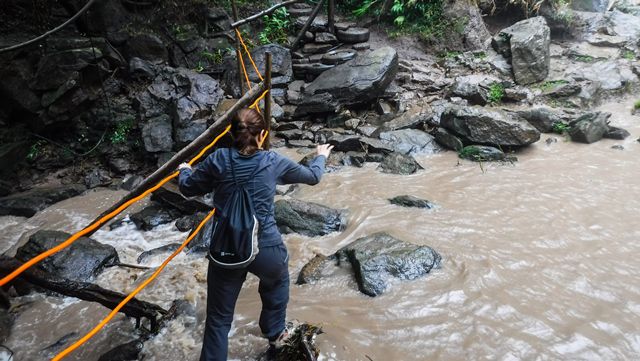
[231,108,266,155]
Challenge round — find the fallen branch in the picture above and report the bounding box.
[0,256,166,331]
[0,0,99,54]
[87,82,266,234]
[230,0,302,29]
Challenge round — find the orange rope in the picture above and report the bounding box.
[235,29,264,82]
[52,209,216,361]
[237,49,252,93]
[0,126,231,288]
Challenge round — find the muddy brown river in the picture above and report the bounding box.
[1,97,639,361]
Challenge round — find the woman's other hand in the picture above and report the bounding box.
[178,163,192,171]
[316,144,334,158]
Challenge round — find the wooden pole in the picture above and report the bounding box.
[87,82,266,232]
[290,0,326,51]
[231,0,245,96]
[264,52,272,150]
[328,0,335,34]
[230,0,302,29]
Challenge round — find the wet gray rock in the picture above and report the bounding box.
[389,195,436,209]
[15,230,119,282]
[516,107,576,133]
[121,175,144,191]
[245,44,293,87]
[97,340,144,361]
[85,169,113,189]
[459,145,506,162]
[433,128,464,151]
[441,105,541,147]
[442,0,491,50]
[296,254,331,285]
[379,105,433,132]
[572,0,610,12]
[142,114,173,153]
[298,47,398,114]
[137,244,181,264]
[151,182,212,214]
[130,205,182,231]
[333,232,441,296]
[492,17,550,85]
[379,129,442,155]
[33,48,101,91]
[129,57,157,80]
[568,112,611,144]
[0,309,12,343]
[125,33,168,62]
[569,60,638,92]
[274,199,347,237]
[0,184,86,217]
[604,126,630,140]
[450,75,502,105]
[379,152,422,175]
[0,59,41,115]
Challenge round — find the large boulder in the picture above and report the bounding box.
[492,17,550,85]
[571,0,612,12]
[442,0,491,50]
[568,111,610,144]
[379,152,422,175]
[0,308,11,344]
[450,75,502,105]
[245,44,293,87]
[298,232,441,297]
[297,47,398,115]
[32,48,102,91]
[15,230,119,282]
[441,105,541,147]
[142,114,173,152]
[569,60,638,92]
[378,129,442,155]
[0,184,86,217]
[274,199,347,237]
[125,33,168,62]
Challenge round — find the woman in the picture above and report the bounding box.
[178,108,333,361]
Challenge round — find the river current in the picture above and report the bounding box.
[1,97,639,361]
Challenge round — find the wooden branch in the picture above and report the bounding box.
[231,0,245,96]
[328,0,335,33]
[290,0,326,51]
[0,0,99,54]
[264,52,272,150]
[230,0,302,29]
[86,82,266,233]
[0,256,166,330]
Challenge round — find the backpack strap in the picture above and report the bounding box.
[228,147,239,186]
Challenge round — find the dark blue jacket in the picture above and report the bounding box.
[178,148,326,247]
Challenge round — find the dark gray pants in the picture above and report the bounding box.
[199,244,289,361]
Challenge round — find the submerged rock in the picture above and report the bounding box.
[275,199,347,237]
[130,205,182,231]
[389,195,436,209]
[603,126,630,140]
[492,17,550,85]
[0,184,86,218]
[441,105,541,147]
[298,233,441,297]
[15,230,119,282]
[97,339,144,361]
[137,244,181,264]
[568,112,611,144]
[458,145,506,162]
[379,152,422,175]
[516,107,575,133]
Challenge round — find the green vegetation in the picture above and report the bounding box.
[26,140,45,161]
[259,7,291,45]
[552,121,570,134]
[488,83,505,104]
[575,55,594,63]
[110,117,134,144]
[201,49,227,64]
[340,0,453,41]
[634,100,640,110]
[622,50,636,60]
[537,80,569,92]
